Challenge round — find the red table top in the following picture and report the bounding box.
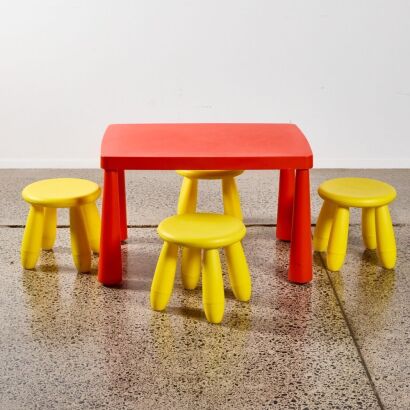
[101,123,313,170]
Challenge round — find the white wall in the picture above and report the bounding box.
[0,0,409,168]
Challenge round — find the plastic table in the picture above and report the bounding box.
[99,123,313,286]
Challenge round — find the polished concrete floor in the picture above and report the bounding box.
[0,169,409,409]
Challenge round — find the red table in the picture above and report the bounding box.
[99,123,313,286]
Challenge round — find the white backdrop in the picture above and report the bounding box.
[0,0,409,168]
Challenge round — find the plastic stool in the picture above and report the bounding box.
[150,213,251,324]
[176,170,244,219]
[314,178,396,271]
[21,178,101,272]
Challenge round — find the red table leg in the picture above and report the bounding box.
[276,169,295,241]
[98,170,123,286]
[288,169,312,283]
[118,169,128,241]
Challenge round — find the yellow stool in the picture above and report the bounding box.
[314,178,397,271]
[21,178,101,272]
[176,170,244,219]
[150,213,251,324]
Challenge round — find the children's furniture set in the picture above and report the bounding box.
[20,123,397,324]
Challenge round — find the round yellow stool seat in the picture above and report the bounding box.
[21,178,101,273]
[22,178,101,208]
[176,170,244,220]
[176,170,243,179]
[318,178,396,208]
[158,213,246,249]
[151,213,251,324]
[314,177,397,272]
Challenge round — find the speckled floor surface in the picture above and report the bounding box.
[0,169,409,409]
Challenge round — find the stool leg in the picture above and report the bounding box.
[70,206,91,273]
[313,200,335,252]
[222,177,243,220]
[150,242,178,311]
[202,249,225,324]
[83,203,101,253]
[224,242,251,302]
[375,206,396,269]
[177,177,198,214]
[276,169,295,241]
[42,207,57,250]
[362,208,377,250]
[327,206,349,272]
[181,247,201,290]
[21,205,44,269]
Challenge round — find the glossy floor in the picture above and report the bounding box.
[0,170,409,409]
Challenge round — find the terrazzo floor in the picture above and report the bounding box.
[0,169,409,409]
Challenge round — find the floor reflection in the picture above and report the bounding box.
[22,250,100,343]
[148,297,252,398]
[328,245,396,336]
[355,249,396,331]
